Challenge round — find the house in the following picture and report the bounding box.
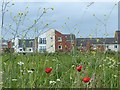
[76,31,120,52]
[38,29,76,53]
[11,37,35,53]
[1,39,8,52]
[9,29,76,53]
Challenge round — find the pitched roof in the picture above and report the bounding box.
[76,38,116,46]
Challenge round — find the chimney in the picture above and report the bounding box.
[115,31,120,44]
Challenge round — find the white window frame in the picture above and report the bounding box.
[58,37,62,42]
[20,49,22,51]
[114,45,117,48]
[58,45,62,49]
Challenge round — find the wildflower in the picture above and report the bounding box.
[46,59,48,62]
[99,65,102,67]
[17,61,24,66]
[20,70,23,72]
[27,70,33,73]
[49,81,56,85]
[45,67,52,73]
[70,76,72,80]
[113,75,117,78]
[76,65,82,72]
[12,79,17,82]
[72,65,75,68]
[82,76,90,83]
[0,82,3,85]
[56,79,60,82]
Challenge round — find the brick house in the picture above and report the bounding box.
[38,29,76,53]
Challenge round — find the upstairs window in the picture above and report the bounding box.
[39,38,46,44]
[58,37,62,42]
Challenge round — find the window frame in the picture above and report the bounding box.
[58,45,62,49]
[58,37,62,42]
[114,45,117,48]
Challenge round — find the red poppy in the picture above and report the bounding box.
[82,76,90,83]
[45,68,52,73]
[76,65,82,72]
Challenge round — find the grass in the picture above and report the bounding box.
[1,51,119,88]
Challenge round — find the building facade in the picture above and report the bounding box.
[76,31,120,52]
[38,29,76,53]
[11,38,35,53]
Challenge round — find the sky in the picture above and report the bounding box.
[0,1,118,40]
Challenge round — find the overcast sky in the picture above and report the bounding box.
[0,2,118,39]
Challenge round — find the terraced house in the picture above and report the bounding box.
[76,31,120,52]
[9,29,76,53]
[7,30,120,53]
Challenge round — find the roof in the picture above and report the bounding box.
[76,38,116,46]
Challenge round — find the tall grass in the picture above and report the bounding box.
[2,51,119,88]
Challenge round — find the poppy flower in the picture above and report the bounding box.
[82,76,90,83]
[76,65,82,72]
[45,68,52,73]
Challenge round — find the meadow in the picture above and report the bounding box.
[2,51,119,88]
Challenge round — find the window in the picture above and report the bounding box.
[20,49,22,51]
[106,45,109,48]
[39,46,46,52]
[114,45,117,48]
[51,45,53,47]
[12,42,14,46]
[51,37,53,39]
[39,38,46,44]
[58,45,62,49]
[58,37,62,42]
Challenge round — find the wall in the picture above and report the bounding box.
[46,29,56,53]
[38,32,46,52]
[105,44,119,52]
[55,31,74,52]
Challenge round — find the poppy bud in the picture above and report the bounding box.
[76,65,82,72]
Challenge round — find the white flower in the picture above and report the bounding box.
[20,70,23,72]
[27,70,33,73]
[52,59,56,61]
[4,62,6,65]
[0,82,3,85]
[99,65,102,67]
[46,59,48,61]
[70,76,72,80]
[18,61,24,66]
[72,65,75,68]
[12,79,17,81]
[113,75,117,78]
[103,59,106,62]
[56,79,60,82]
[49,81,56,85]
